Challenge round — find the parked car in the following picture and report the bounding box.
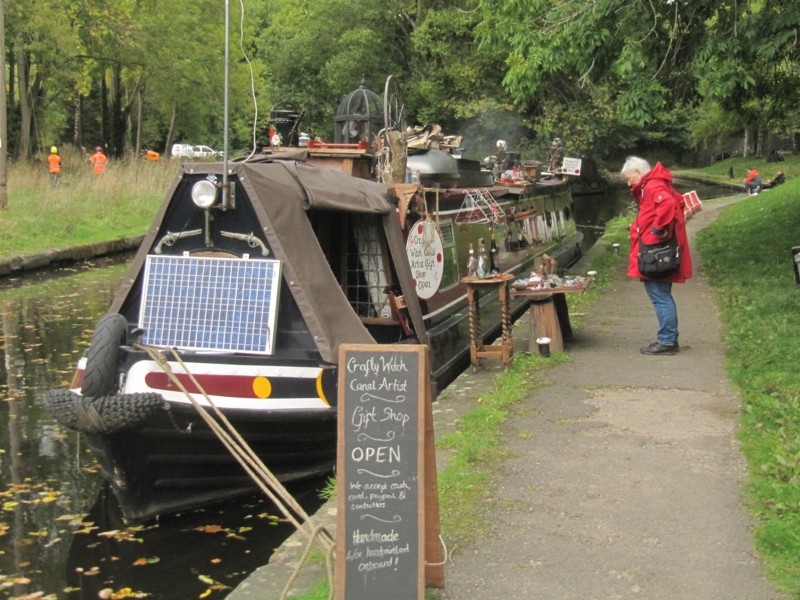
[194,145,222,158]
[170,144,194,158]
[170,144,222,159]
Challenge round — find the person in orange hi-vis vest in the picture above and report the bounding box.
[48,146,62,187]
[90,146,108,174]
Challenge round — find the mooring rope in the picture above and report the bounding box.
[135,343,336,599]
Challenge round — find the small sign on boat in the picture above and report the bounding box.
[561,157,582,176]
[405,220,444,299]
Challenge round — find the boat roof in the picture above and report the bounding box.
[111,154,428,363]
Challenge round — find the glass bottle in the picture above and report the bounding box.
[466,243,478,277]
[477,238,488,278]
[490,232,499,274]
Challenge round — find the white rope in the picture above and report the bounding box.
[135,343,337,597]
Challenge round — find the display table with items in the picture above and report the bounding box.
[461,273,515,372]
[510,274,592,353]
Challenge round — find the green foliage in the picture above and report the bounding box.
[697,178,800,593]
[318,476,336,501]
[6,0,800,181]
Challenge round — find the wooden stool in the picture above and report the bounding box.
[461,274,515,372]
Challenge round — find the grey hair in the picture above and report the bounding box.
[621,156,651,176]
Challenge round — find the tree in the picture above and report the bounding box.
[0,0,6,210]
[693,1,800,157]
[474,0,718,159]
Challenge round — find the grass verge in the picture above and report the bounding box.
[0,154,176,255]
[696,177,800,595]
[673,153,800,186]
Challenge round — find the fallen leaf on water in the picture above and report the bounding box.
[108,587,151,598]
[97,529,143,543]
[196,524,225,534]
[27,531,49,537]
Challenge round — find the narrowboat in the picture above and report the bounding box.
[44,94,582,522]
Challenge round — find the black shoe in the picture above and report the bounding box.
[640,342,679,355]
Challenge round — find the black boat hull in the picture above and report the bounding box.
[85,403,337,521]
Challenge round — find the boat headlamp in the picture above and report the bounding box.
[191,180,218,209]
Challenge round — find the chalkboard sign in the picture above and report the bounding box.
[337,344,427,600]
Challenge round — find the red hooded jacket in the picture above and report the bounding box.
[627,162,693,283]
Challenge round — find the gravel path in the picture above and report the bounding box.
[439,197,786,600]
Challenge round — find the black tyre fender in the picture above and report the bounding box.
[81,312,129,397]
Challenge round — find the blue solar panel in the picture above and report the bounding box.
[139,255,282,354]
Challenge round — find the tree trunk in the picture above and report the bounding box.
[742,127,750,159]
[109,64,125,157]
[135,87,143,156]
[164,101,178,155]
[16,45,31,160]
[755,124,765,158]
[0,0,7,210]
[73,96,82,150]
[101,71,109,151]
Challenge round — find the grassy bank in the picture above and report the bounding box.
[0,153,176,255]
[673,153,800,186]
[695,178,800,595]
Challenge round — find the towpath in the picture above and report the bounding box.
[230,195,785,599]
[438,195,784,599]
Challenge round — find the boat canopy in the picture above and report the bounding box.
[111,154,428,363]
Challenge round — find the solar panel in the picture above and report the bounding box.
[139,254,282,354]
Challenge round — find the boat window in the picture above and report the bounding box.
[438,221,459,290]
[347,216,391,319]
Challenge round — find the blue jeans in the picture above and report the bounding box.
[643,279,678,345]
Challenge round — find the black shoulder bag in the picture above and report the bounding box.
[637,218,680,278]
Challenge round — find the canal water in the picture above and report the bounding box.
[0,258,326,599]
[0,180,734,599]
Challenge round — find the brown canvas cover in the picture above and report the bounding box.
[111,156,428,363]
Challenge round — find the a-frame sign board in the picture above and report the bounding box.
[336,344,443,599]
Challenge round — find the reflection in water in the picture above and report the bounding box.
[65,483,326,599]
[0,262,124,598]
[0,260,324,598]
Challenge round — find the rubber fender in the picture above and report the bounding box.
[81,312,129,397]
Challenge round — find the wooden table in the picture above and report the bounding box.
[511,280,591,353]
[461,274,515,372]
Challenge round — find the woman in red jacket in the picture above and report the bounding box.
[621,156,693,355]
